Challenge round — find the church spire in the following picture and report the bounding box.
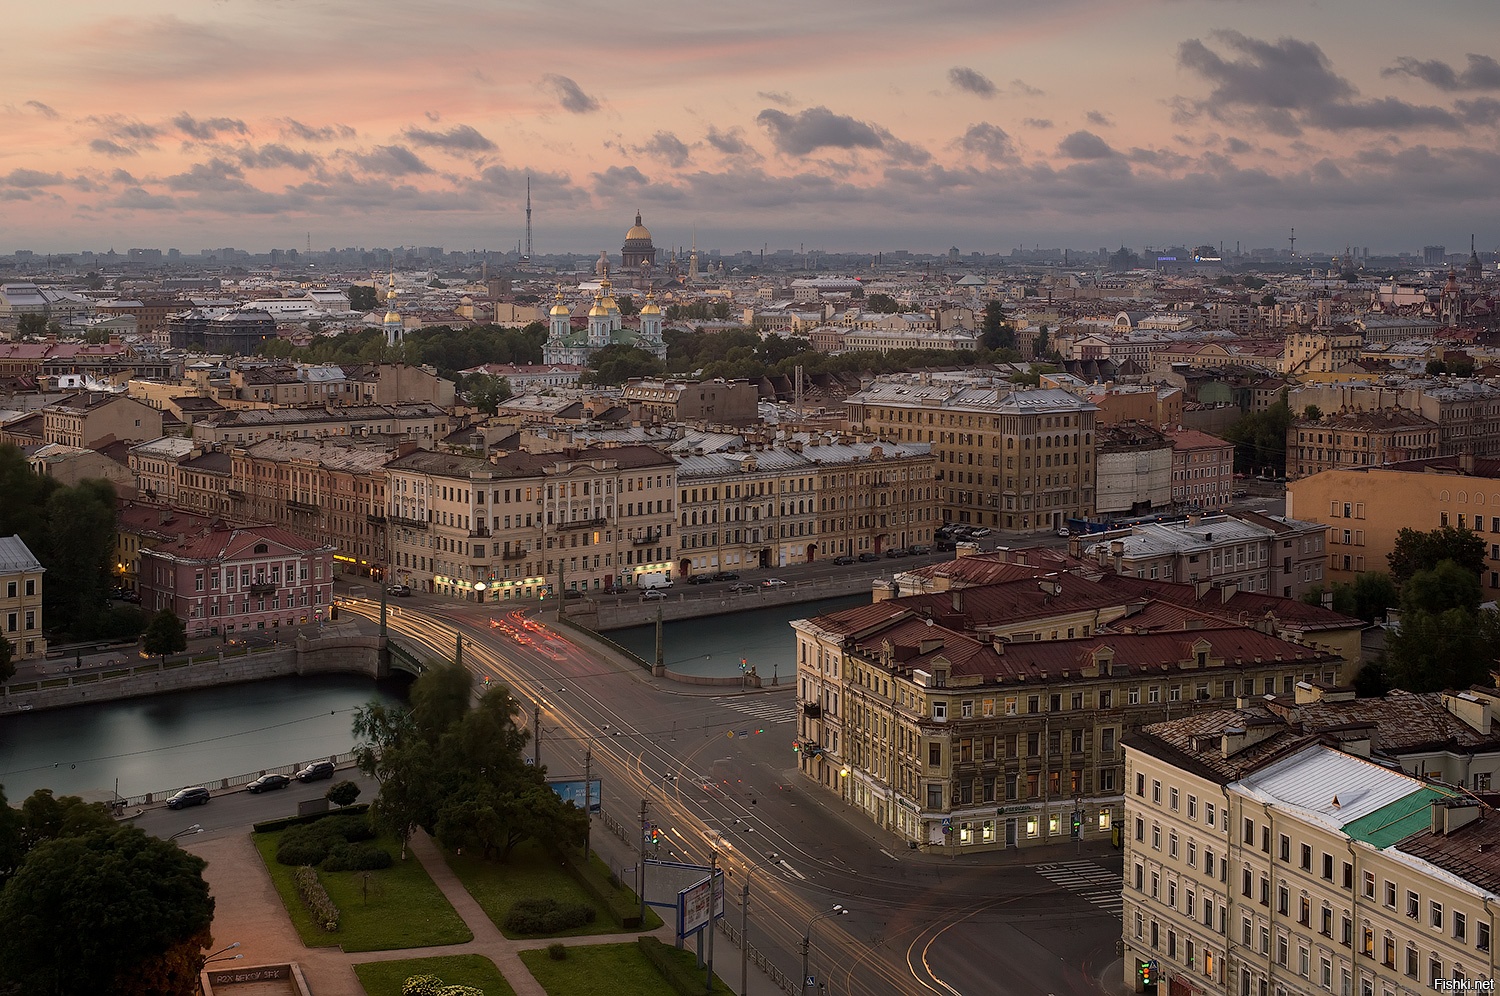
[382,272,403,348]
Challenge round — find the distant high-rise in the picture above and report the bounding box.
[1424,245,1447,266]
[523,175,532,263]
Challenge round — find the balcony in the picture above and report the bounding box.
[287,497,319,513]
[366,512,386,524]
[802,702,823,719]
[557,516,606,533]
[226,488,245,500]
[248,581,276,595]
[389,514,429,531]
[502,547,527,561]
[631,530,662,546]
[469,526,491,538]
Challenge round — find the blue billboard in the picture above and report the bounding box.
[548,778,602,813]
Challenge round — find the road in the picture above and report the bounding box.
[134,771,382,843]
[340,594,1125,996]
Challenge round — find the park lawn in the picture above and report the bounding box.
[353,954,518,996]
[443,839,661,939]
[253,829,472,951]
[519,942,734,996]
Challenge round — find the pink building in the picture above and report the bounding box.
[1166,428,1235,510]
[138,525,335,638]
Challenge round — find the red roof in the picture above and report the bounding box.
[148,524,330,562]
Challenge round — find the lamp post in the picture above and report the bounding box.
[801,904,848,996]
[204,941,241,965]
[733,864,762,996]
[169,824,202,843]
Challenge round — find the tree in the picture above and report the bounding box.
[42,478,118,638]
[1347,572,1398,623]
[615,295,638,318]
[464,374,511,415]
[979,300,1015,351]
[1401,559,1482,615]
[14,314,47,337]
[1302,405,1322,422]
[1381,605,1496,693]
[326,780,361,808]
[1223,395,1292,475]
[142,609,187,660]
[348,285,378,311]
[0,825,214,995]
[1388,526,1485,584]
[1426,359,1447,376]
[580,344,667,386]
[1033,324,1051,361]
[0,633,13,687]
[1259,293,1277,308]
[864,293,901,314]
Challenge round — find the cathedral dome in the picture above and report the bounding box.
[622,210,657,273]
[549,287,570,317]
[639,291,661,316]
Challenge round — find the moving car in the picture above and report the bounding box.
[884,548,908,558]
[295,761,336,783]
[247,773,290,794]
[1056,527,1070,538]
[857,552,880,563]
[761,578,788,588]
[687,574,715,585]
[167,786,210,810]
[831,555,855,566]
[387,584,412,597]
[641,588,668,600]
[728,582,757,593]
[711,571,741,582]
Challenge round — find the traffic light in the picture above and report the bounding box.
[1138,959,1158,994]
[1071,810,1082,839]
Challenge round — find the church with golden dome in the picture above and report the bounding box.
[621,210,657,283]
[541,273,667,366]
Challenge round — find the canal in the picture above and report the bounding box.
[0,594,863,802]
[608,593,866,678]
[0,674,408,803]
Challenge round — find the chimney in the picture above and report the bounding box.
[951,590,963,614]
[1431,799,1483,835]
[1443,692,1492,736]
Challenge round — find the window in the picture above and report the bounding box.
[1479,921,1491,952]
[1406,944,1418,977]
[1454,910,1466,942]
[1170,787,1179,811]
[1169,832,1178,858]
[1431,901,1443,930]
[1152,824,1161,850]
[1407,891,1420,919]
[1279,834,1290,861]
[1243,818,1255,844]
[1205,803,1216,827]
[1321,853,1333,880]
[1277,884,1289,916]
[1299,843,1310,869]
[1135,818,1145,842]
[1299,896,1310,926]
[1188,795,1197,820]
[1321,906,1332,936]
[1152,780,1161,803]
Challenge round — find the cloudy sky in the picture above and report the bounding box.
[3,0,1498,257]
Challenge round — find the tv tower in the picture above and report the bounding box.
[523,175,532,263]
[1288,228,1296,258]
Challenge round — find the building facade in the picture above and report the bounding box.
[1286,410,1440,481]
[1168,429,1237,511]
[138,525,335,637]
[0,535,46,660]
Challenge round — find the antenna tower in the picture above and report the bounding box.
[524,175,532,262]
[1288,228,1296,258]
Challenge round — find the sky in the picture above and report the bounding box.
[2,0,1499,258]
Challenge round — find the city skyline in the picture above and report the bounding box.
[2,0,1498,255]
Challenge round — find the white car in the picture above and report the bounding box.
[641,588,668,600]
[1056,527,1070,537]
[761,578,788,588]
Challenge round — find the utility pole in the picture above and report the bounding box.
[583,747,593,860]
[740,869,753,996]
[455,632,463,668]
[534,704,542,769]
[654,606,664,669]
[639,799,649,923]
[706,850,717,996]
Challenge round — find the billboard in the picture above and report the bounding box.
[547,778,601,813]
[676,869,726,938]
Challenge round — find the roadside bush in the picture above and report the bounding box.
[322,841,394,872]
[293,865,340,932]
[276,829,331,867]
[501,896,596,935]
[547,942,568,960]
[275,815,382,867]
[325,813,376,842]
[638,935,711,996]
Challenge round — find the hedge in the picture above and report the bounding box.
[554,847,642,929]
[294,865,341,932]
[637,936,712,996]
[253,803,370,834]
[502,896,596,935]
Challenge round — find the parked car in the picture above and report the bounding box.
[728,582,757,593]
[295,761,336,783]
[857,552,881,563]
[831,555,855,566]
[711,571,741,582]
[387,584,412,597]
[1056,527,1070,538]
[687,574,715,585]
[908,544,931,556]
[761,578,788,588]
[561,588,585,599]
[641,588,669,600]
[885,548,907,558]
[935,539,956,552]
[247,773,290,794]
[167,786,210,810]
[969,527,992,537]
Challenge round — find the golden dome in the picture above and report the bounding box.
[588,290,607,318]
[549,286,570,317]
[639,291,661,316]
[624,210,653,243]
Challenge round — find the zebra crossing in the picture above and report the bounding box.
[1033,860,1124,916]
[714,695,797,726]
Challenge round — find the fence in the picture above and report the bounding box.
[552,614,653,671]
[113,751,360,810]
[4,642,281,697]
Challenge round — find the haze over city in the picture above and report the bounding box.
[2,0,1498,255]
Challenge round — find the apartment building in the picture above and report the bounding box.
[191,404,453,447]
[128,436,197,504]
[385,445,677,600]
[621,378,759,426]
[1168,429,1237,511]
[1123,714,1500,996]
[175,451,233,517]
[1287,456,1500,590]
[792,572,1349,851]
[42,392,163,448]
[1083,512,1329,600]
[0,534,46,660]
[1286,410,1439,481]
[228,437,403,577]
[138,525,334,638]
[1281,328,1364,376]
[844,380,1098,535]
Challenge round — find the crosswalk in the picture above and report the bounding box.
[1033,860,1124,916]
[714,696,797,726]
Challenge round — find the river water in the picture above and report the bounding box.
[607,594,866,678]
[0,675,408,803]
[0,595,865,802]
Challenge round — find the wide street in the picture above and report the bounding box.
[338,584,1127,996]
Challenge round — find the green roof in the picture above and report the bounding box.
[1343,786,1459,849]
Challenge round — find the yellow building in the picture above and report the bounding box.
[0,534,46,660]
[1286,456,1500,591]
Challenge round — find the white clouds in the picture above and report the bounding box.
[540,74,601,114]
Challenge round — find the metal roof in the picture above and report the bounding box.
[1342,787,1457,849]
[0,534,44,575]
[1238,744,1433,832]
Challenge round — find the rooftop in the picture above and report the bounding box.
[0,534,44,575]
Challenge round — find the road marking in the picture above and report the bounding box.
[880,848,897,861]
[778,858,806,880]
[714,697,796,725]
[1033,860,1123,916]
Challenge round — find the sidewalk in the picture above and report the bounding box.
[189,827,758,996]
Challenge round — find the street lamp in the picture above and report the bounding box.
[169,824,202,843]
[204,941,241,965]
[801,904,849,996]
